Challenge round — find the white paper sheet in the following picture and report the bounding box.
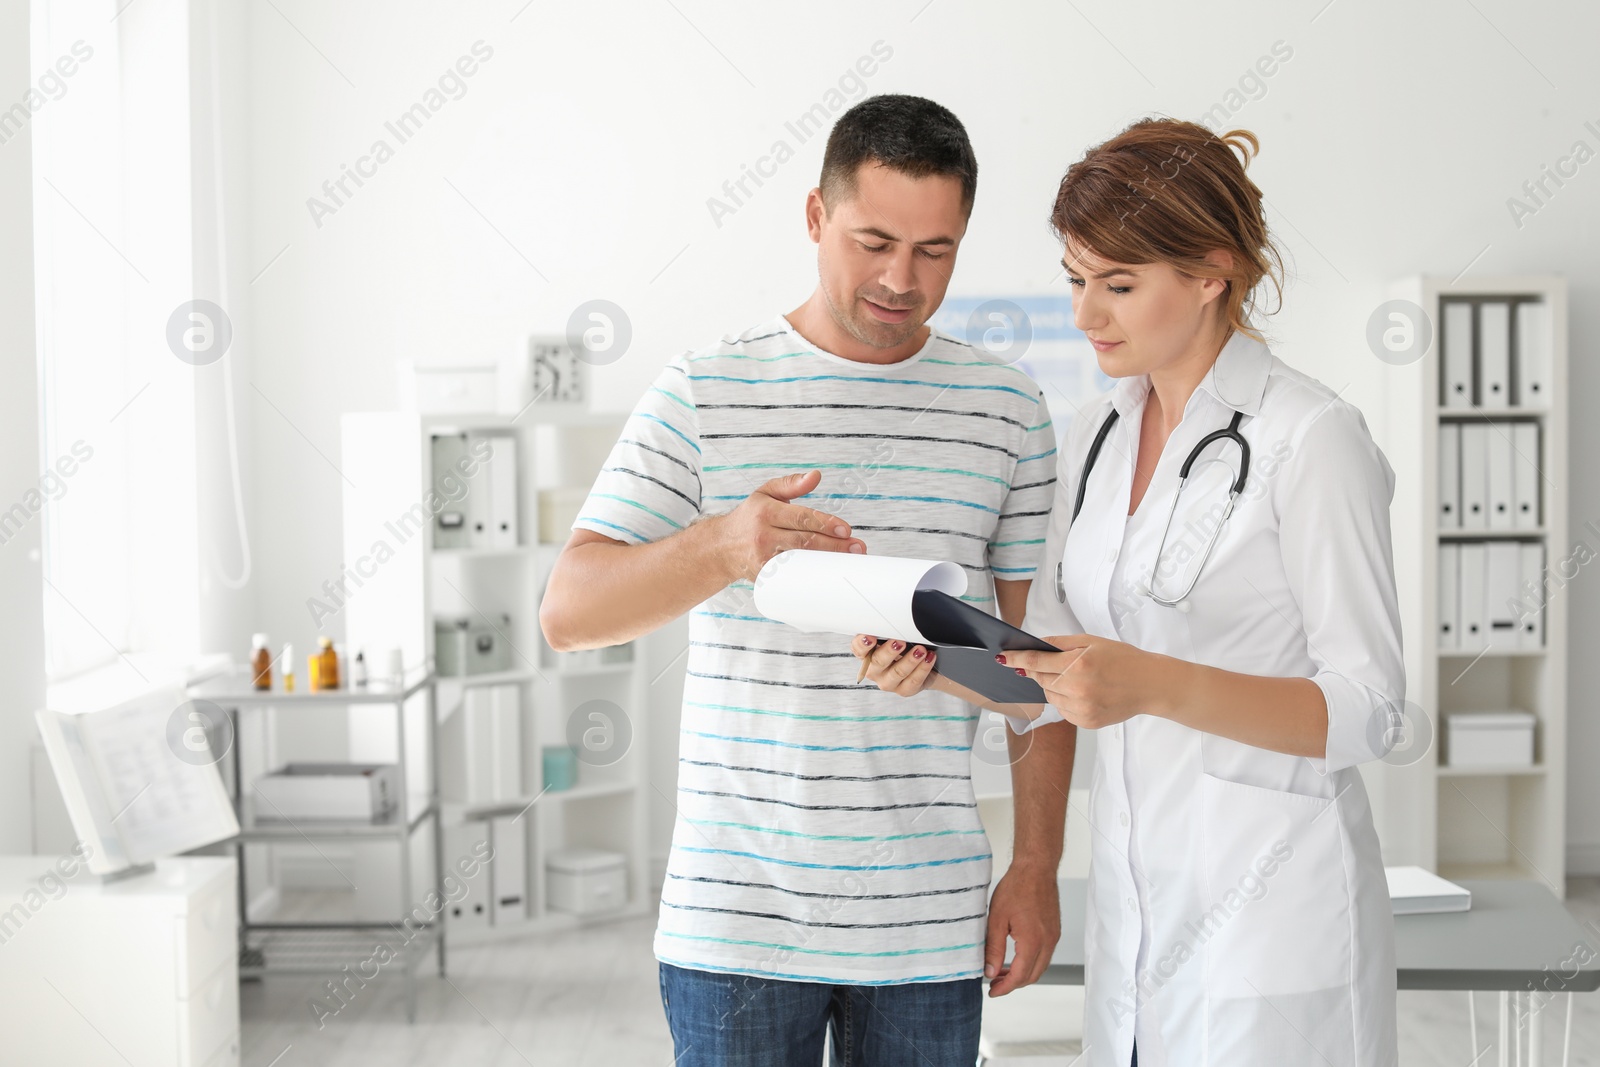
[752,550,966,643]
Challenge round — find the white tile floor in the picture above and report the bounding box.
[242,880,1600,1066]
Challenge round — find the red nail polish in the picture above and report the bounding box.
[1015,668,1027,676]
[995,654,1007,665]
[911,646,924,659]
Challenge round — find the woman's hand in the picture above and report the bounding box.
[999,634,1180,729]
[852,634,938,697]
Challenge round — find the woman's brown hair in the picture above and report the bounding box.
[1050,118,1284,342]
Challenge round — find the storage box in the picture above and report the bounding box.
[435,614,514,677]
[407,363,498,414]
[1445,710,1535,768]
[546,848,627,916]
[253,763,398,821]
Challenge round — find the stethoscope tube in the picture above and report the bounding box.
[1056,408,1249,609]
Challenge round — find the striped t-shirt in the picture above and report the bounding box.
[573,315,1056,985]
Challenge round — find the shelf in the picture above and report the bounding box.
[442,780,636,824]
[432,545,534,560]
[1437,763,1547,778]
[1438,528,1546,540]
[1438,407,1549,420]
[234,800,437,841]
[424,410,627,431]
[439,668,540,688]
[192,669,435,706]
[546,659,636,678]
[240,923,440,977]
[1437,646,1545,659]
[549,780,636,802]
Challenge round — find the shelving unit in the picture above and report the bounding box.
[339,407,651,947]
[187,668,444,1023]
[1376,275,1569,895]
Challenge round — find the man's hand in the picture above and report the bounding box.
[984,863,1061,997]
[712,469,866,583]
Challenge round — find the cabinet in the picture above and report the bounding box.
[0,856,239,1066]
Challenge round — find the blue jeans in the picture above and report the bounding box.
[658,962,982,1066]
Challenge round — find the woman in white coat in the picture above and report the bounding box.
[855,118,1404,1067]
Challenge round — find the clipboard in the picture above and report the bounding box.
[910,589,1057,703]
[752,549,1060,705]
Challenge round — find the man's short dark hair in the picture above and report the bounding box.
[819,94,977,215]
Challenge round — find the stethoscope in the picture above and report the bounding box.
[1054,407,1250,612]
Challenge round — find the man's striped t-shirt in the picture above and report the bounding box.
[573,315,1056,985]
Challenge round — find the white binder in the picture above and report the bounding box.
[1442,303,1474,409]
[1518,542,1545,649]
[444,821,492,931]
[1458,542,1487,649]
[1486,542,1521,646]
[1516,301,1552,408]
[1438,424,1461,529]
[1478,302,1511,406]
[1487,424,1514,530]
[486,434,520,549]
[463,436,494,549]
[1438,543,1460,651]
[1511,422,1541,529]
[1459,424,1489,530]
[490,815,528,924]
[489,684,522,799]
[463,684,522,803]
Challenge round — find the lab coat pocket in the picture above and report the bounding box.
[1198,772,1356,1067]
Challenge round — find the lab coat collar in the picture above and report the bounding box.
[1194,327,1271,417]
[1108,327,1271,421]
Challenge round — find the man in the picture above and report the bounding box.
[539,93,1075,1066]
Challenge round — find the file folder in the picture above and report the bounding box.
[444,821,492,931]
[1438,424,1460,529]
[463,684,522,803]
[463,436,494,549]
[1486,542,1521,645]
[1478,302,1511,406]
[490,815,528,924]
[1487,424,1514,530]
[1511,422,1541,529]
[1438,543,1459,651]
[1459,424,1489,530]
[1518,542,1545,648]
[1515,301,1551,408]
[1457,542,1487,649]
[1387,866,1471,915]
[431,433,473,550]
[1441,302,1473,409]
[486,434,520,549]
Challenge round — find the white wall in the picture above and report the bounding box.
[231,0,1600,866]
[0,0,47,852]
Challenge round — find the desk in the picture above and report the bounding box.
[1042,878,1600,1066]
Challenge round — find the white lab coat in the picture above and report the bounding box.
[1019,330,1403,1067]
